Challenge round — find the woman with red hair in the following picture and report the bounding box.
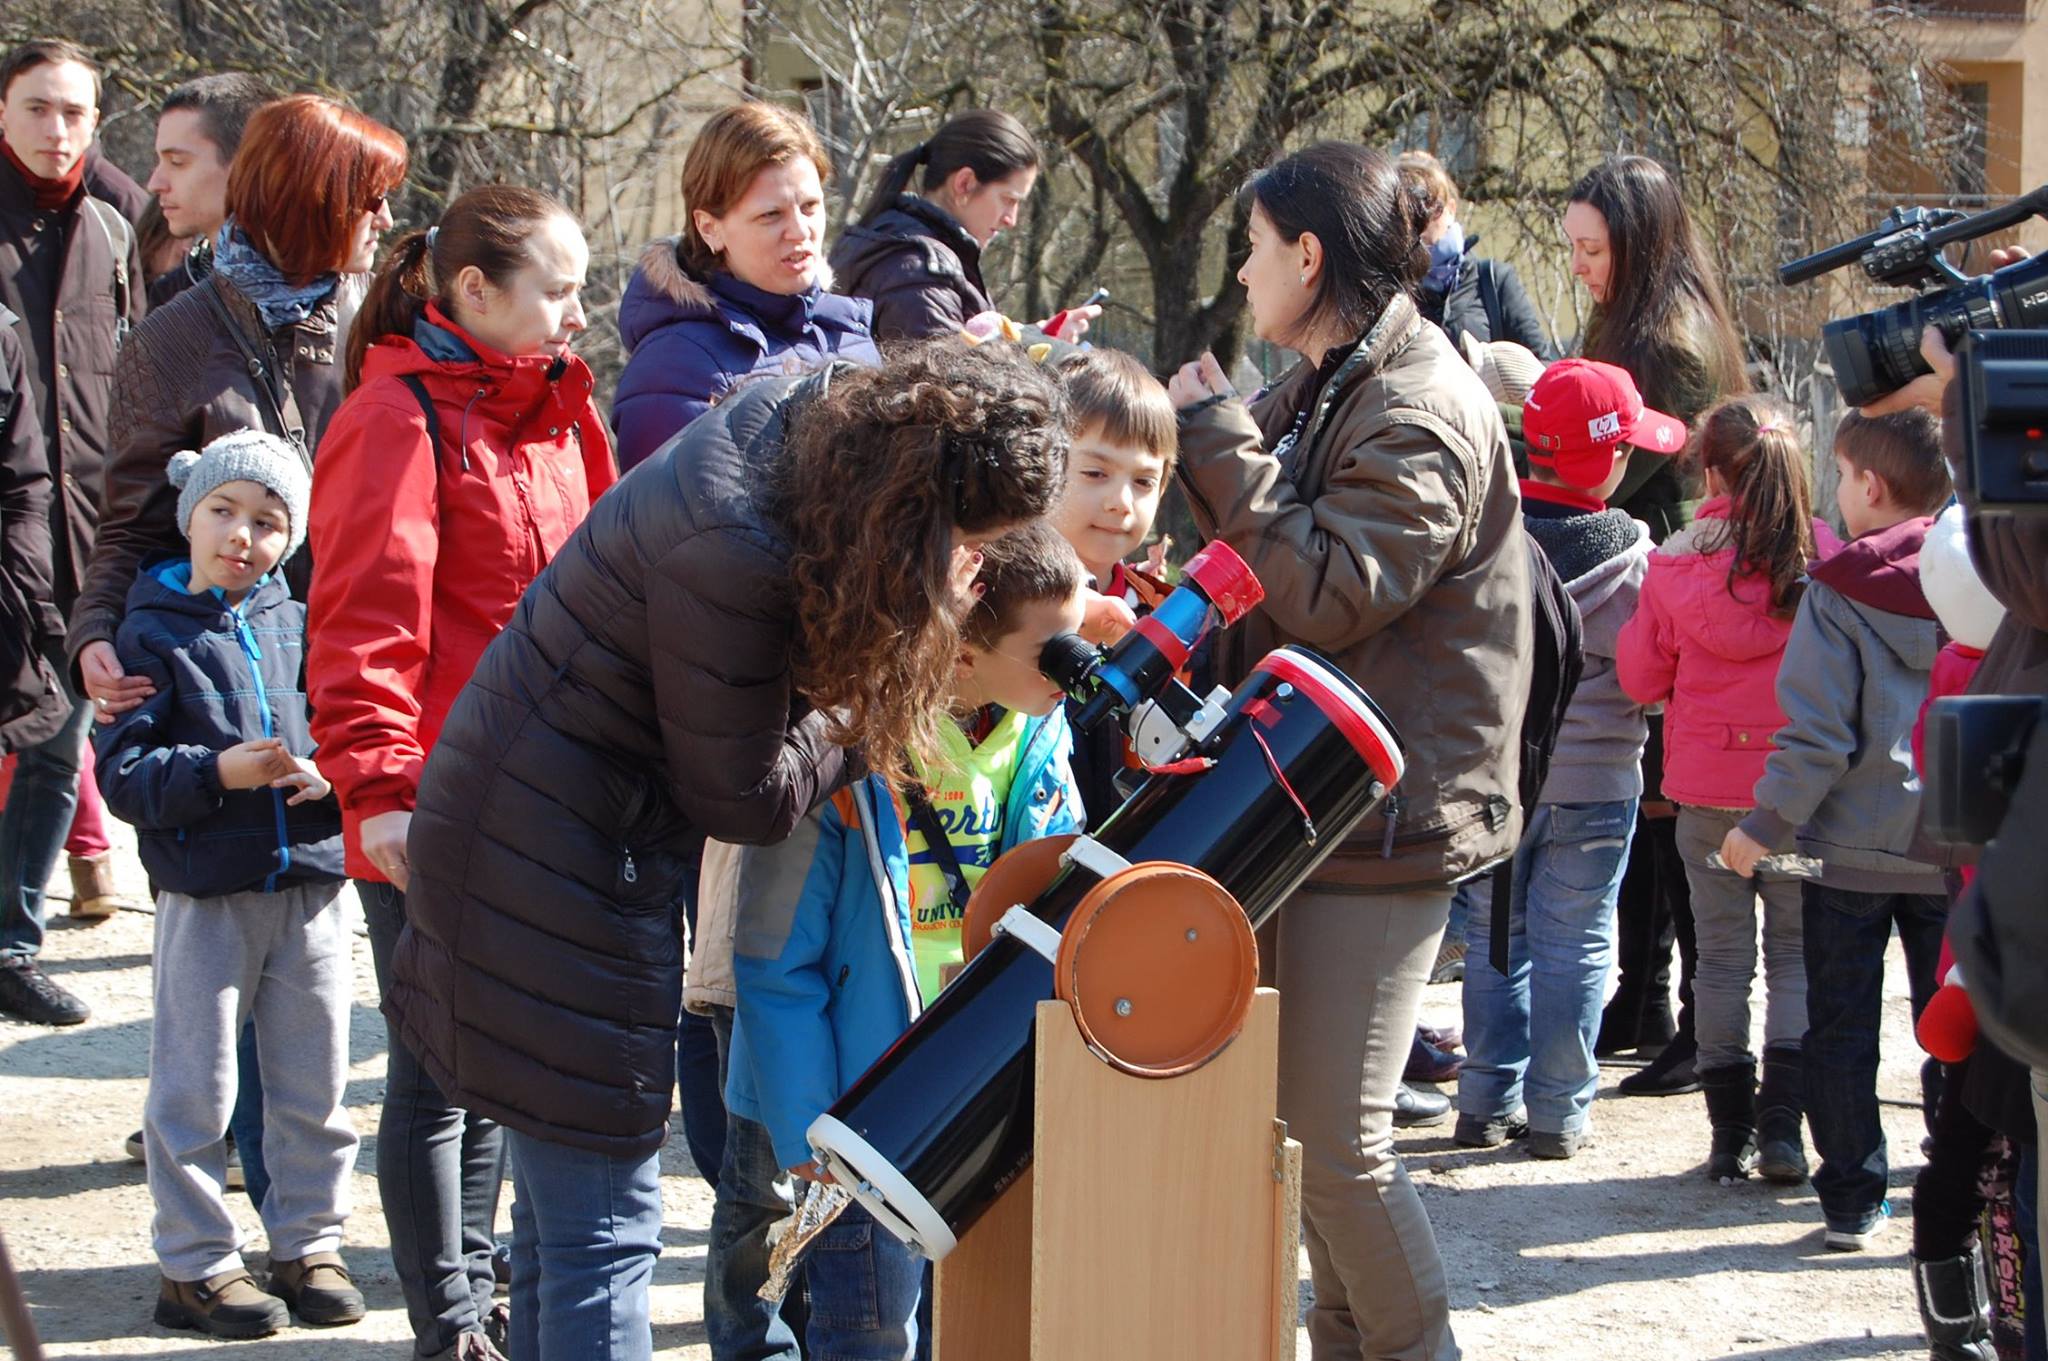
[70,93,405,687]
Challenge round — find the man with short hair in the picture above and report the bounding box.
[0,38,145,1025]
[144,73,276,307]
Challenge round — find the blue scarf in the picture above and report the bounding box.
[1424,221,1465,296]
[212,222,338,330]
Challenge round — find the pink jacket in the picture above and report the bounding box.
[1616,497,1842,808]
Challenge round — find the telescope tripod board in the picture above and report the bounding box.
[931,990,1302,1361]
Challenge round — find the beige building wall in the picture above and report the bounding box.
[1915,2,2047,250]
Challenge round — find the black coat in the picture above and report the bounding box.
[0,307,66,751]
[1417,242,1557,362]
[829,195,991,343]
[0,156,148,607]
[390,372,852,1157]
[94,562,343,897]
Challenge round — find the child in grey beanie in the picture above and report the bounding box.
[168,429,310,563]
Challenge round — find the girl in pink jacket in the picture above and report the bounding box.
[1617,394,1841,1188]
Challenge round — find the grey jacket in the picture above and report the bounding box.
[1524,503,1651,805]
[1740,524,1944,892]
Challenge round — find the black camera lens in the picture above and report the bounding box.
[1038,631,1102,695]
[1826,252,2048,407]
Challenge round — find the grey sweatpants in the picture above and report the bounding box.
[145,881,356,1281]
[1676,806,1807,1073]
[1266,885,1459,1361]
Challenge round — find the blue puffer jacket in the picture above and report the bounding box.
[610,239,880,470]
[95,560,343,897]
[728,708,1080,1170]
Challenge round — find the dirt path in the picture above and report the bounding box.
[1,835,1941,1359]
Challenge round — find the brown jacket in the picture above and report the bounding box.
[66,272,357,675]
[1177,293,1531,891]
[0,159,146,608]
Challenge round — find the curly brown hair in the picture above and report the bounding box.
[778,342,1070,782]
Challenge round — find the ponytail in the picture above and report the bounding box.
[346,229,432,391]
[857,110,1040,226]
[343,184,579,392]
[1690,394,1815,617]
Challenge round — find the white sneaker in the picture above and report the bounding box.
[1824,1203,1890,1251]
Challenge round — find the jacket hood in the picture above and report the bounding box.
[618,238,862,353]
[1811,515,1936,621]
[126,557,290,622]
[1648,497,1844,664]
[830,195,983,284]
[1556,512,1649,616]
[358,303,596,410]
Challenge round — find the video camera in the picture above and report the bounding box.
[1783,190,2048,514]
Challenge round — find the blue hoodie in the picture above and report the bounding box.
[95,560,343,897]
[727,708,1080,1169]
[610,239,879,470]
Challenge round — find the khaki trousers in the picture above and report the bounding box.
[1264,885,1459,1361]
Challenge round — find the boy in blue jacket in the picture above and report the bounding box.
[94,431,357,1340]
[714,520,1087,1360]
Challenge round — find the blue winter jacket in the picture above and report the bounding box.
[610,239,880,471]
[94,560,343,897]
[727,708,1082,1170]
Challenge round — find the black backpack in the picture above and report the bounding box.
[1486,530,1585,972]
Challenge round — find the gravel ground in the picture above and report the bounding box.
[0,833,1944,1360]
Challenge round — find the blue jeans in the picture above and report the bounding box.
[507,1129,664,1361]
[707,1105,805,1361]
[0,696,91,960]
[677,869,728,1187]
[806,1206,924,1361]
[1458,800,1637,1135]
[1801,882,1944,1231]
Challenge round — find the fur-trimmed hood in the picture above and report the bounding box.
[610,238,879,470]
[618,237,863,350]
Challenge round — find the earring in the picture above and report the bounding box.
[1299,273,1308,285]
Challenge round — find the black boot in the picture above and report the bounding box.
[1700,1062,1757,1183]
[1618,1030,1700,1096]
[1755,1044,1808,1184]
[1912,1243,1997,1361]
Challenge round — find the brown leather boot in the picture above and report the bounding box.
[268,1251,366,1326]
[154,1269,290,1338]
[67,851,136,920]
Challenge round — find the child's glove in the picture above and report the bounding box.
[1916,933,1978,1063]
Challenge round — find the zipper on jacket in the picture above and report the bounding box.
[231,600,292,892]
[1380,793,1403,858]
[621,848,638,885]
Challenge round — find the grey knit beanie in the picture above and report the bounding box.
[167,430,310,562]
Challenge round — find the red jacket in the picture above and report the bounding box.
[1616,497,1841,808]
[307,307,616,879]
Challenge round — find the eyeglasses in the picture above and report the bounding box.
[363,192,390,217]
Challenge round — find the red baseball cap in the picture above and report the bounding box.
[1521,359,1688,491]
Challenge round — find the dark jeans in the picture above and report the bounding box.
[0,696,91,961]
[1802,882,1945,1231]
[231,1021,270,1209]
[677,875,728,1186]
[2017,1135,2045,1361]
[363,880,506,1356]
[1604,807,1696,1049]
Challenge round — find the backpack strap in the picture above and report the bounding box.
[83,198,132,345]
[201,277,310,470]
[395,374,448,471]
[1476,258,1506,347]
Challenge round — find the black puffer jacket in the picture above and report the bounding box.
[389,372,852,1157]
[828,195,991,342]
